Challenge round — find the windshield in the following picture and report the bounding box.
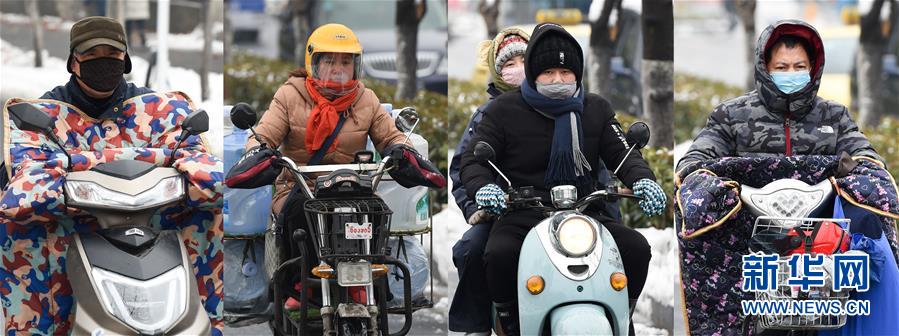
[317,0,447,31]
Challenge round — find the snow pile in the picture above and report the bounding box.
[0,39,70,101]
[633,227,675,333]
[0,38,223,158]
[0,13,74,31]
[146,23,225,54]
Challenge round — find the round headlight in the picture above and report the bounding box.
[556,216,597,257]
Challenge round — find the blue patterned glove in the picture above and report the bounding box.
[475,184,506,215]
[633,179,666,217]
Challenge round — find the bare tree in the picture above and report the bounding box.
[479,0,500,38]
[27,0,43,68]
[396,0,426,101]
[224,1,232,62]
[201,0,213,100]
[642,0,673,148]
[292,0,315,68]
[588,0,621,96]
[278,0,315,66]
[735,0,756,90]
[857,0,896,127]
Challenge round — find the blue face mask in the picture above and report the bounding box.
[770,70,811,94]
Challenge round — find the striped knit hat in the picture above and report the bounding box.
[494,34,527,73]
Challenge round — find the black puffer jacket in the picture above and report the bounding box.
[678,20,881,173]
[459,89,655,205]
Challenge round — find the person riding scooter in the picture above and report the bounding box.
[677,19,882,173]
[245,23,415,311]
[458,23,666,336]
[449,27,530,335]
[676,19,895,335]
[0,16,223,335]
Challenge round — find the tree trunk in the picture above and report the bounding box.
[642,0,674,148]
[27,0,43,68]
[479,0,500,38]
[278,1,297,63]
[224,1,232,62]
[858,0,889,127]
[292,0,315,68]
[735,0,756,91]
[201,0,213,100]
[588,0,619,96]
[395,0,425,101]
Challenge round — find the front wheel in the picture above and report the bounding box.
[339,317,369,336]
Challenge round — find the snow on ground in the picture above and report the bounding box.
[437,152,674,334]
[146,23,225,55]
[0,13,74,31]
[0,38,224,158]
[673,141,692,167]
[633,227,675,333]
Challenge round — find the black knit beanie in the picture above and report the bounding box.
[525,23,583,88]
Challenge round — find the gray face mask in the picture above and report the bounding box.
[536,82,577,100]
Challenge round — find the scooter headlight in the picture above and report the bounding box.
[555,215,597,257]
[66,176,184,211]
[92,266,187,335]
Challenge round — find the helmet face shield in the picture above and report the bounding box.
[310,52,362,96]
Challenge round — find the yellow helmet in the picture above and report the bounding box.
[305,23,363,80]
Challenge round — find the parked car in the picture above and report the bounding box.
[314,0,448,94]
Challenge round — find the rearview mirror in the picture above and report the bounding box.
[473,141,496,163]
[181,109,209,136]
[8,103,54,134]
[395,107,419,133]
[625,122,650,150]
[231,103,258,130]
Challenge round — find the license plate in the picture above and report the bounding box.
[337,261,372,286]
[345,222,372,239]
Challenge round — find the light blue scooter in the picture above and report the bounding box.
[472,122,651,336]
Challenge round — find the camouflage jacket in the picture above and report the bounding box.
[678,20,882,173]
[0,92,224,335]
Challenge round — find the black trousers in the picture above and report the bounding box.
[484,208,652,304]
[279,186,319,276]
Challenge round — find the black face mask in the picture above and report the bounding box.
[75,57,125,92]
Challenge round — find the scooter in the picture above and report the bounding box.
[742,178,853,334]
[471,122,651,336]
[6,104,213,335]
[228,104,420,336]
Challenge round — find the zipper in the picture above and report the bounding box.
[784,97,792,156]
[784,113,792,156]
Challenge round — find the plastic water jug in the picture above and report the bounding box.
[369,105,431,234]
[224,126,272,236]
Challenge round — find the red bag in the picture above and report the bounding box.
[785,221,850,255]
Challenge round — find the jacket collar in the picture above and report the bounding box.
[65,75,129,119]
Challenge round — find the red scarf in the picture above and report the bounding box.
[304,77,360,153]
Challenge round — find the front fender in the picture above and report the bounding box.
[518,216,629,335]
[551,304,616,336]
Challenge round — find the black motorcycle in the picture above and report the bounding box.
[227,104,439,336]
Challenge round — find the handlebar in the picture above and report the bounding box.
[498,186,643,215]
[277,155,392,200]
[292,163,383,173]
